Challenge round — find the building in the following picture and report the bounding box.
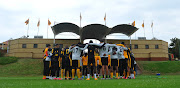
[7,38,168,61]
[7,22,169,61]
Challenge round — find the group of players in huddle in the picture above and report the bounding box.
[43,40,136,80]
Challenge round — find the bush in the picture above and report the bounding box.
[0,57,18,65]
[0,51,5,57]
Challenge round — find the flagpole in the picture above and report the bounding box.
[80,13,82,43]
[27,18,29,38]
[37,26,39,36]
[105,13,106,26]
[144,27,145,37]
[53,21,56,45]
[47,25,48,38]
[152,21,154,38]
[152,27,154,38]
[47,18,49,39]
[143,21,145,37]
[104,13,107,43]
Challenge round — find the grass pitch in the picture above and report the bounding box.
[0,75,180,88]
[0,58,180,88]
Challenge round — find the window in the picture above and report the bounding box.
[155,45,159,49]
[34,44,38,48]
[22,44,26,48]
[145,45,149,49]
[134,44,138,49]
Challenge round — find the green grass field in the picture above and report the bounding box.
[0,75,180,88]
[137,61,180,74]
[0,58,180,88]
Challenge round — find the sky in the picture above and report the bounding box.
[0,0,180,44]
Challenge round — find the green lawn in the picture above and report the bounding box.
[0,59,43,77]
[137,61,180,74]
[0,75,180,88]
[0,57,18,65]
[0,58,180,88]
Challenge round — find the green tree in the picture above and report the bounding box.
[169,37,180,59]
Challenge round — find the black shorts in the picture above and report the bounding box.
[88,57,95,65]
[111,59,118,66]
[72,60,80,68]
[62,57,70,69]
[62,62,65,69]
[101,57,108,65]
[97,65,102,70]
[108,65,111,69]
[83,65,87,69]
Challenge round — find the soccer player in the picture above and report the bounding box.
[42,44,51,79]
[109,46,120,79]
[95,53,102,78]
[69,43,88,80]
[117,42,128,79]
[82,53,88,78]
[64,45,72,80]
[133,60,137,79]
[107,55,111,79]
[60,48,65,79]
[51,44,61,80]
[89,40,116,79]
[86,40,98,80]
[129,51,135,79]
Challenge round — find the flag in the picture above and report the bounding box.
[48,19,51,26]
[80,13,82,21]
[142,21,144,28]
[37,20,40,27]
[104,13,106,21]
[132,21,135,26]
[25,19,29,25]
[151,22,153,28]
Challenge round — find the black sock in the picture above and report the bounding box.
[106,75,108,78]
[103,75,105,78]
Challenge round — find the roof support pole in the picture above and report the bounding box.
[79,28,82,43]
[130,36,132,50]
[53,34,55,46]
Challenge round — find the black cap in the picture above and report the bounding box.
[89,40,93,43]
[54,44,59,46]
[46,44,51,47]
[121,42,125,45]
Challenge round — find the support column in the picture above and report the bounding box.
[130,36,132,50]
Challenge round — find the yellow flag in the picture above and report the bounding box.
[132,21,135,26]
[104,13,106,21]
[80,13,82,21]
[142,21,144,28]
[25,19,29,25]
[37,20,40,27]
[151,22,153,28]
[48,19,51,26]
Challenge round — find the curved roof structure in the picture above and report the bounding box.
[108,24,138,36]
[80,24,110,41]
[51,22,138,41]
[51,22,80,35]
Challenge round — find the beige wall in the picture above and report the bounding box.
[8,38,169,60]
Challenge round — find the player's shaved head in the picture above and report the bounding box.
[89,40,93,43]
